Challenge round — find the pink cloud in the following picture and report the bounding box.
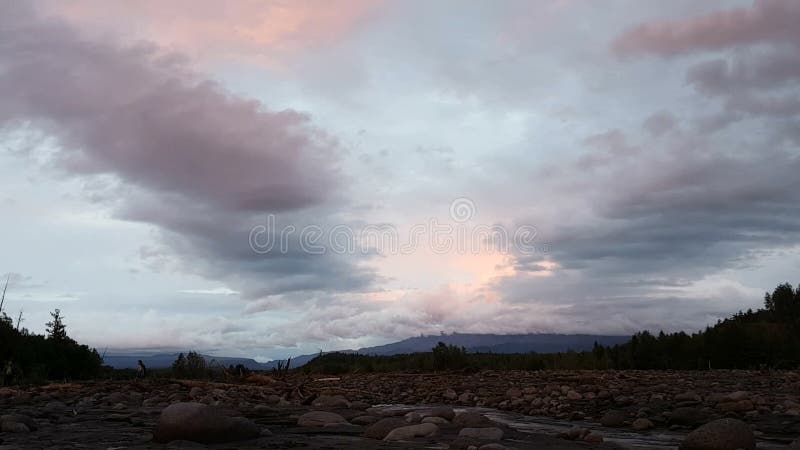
[612,0,800,58]
[35,0,381,67]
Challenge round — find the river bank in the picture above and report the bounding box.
[0,370,798,448]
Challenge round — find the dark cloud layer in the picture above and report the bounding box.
[0,3,374,302]
[0,4,337,213]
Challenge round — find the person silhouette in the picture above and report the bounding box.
[136,359,147,379]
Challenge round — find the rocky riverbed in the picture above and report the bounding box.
[1,370,799,449]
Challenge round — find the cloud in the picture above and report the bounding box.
[0,3,375,303]
[642,111,678,136]
[612,0,800,57]
[35,0,381,67]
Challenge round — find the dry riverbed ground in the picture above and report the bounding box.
[1,370,799,449]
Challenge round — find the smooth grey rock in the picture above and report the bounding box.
[153,402,260,444]
[383,422,438,441]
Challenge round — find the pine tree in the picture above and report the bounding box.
[46,309,68,341]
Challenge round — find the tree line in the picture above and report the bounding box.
[1,309,103,384]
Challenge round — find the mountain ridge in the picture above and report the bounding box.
[102,333,630,369]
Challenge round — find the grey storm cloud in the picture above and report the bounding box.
[0,3,375,301]
[0,4,336,213]
[611,0,800,57]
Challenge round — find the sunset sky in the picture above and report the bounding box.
[1,0,799,361]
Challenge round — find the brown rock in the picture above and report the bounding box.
[632,418,654,430]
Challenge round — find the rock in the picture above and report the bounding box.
[788,438,800,450]
[296,411,348,427]
[450,437,483,450]
[443,389,458,400]
[614,395,634,406]
[1,422,30,433]
[727,391,750,402]
[263,394,281,404]
[679,418,755,450]
[584,431,604,443]
[632,418,654,430]
[505,387,523,399]
[426,406,456,421]
[718,399,754,412]
[153,402,261,444]
[422,416,449,425]
[405,411,422,423]
[669,407,710,426]
[566,390,582,400]
[559,426,583,440]
[0,414,38,432]
[349,401,371,410]
[458,427,504,440]
[363,417,407,439]
[675,391,701,403]
[600,410,627,427]
[453,412,495,428]
[351,415,380,425]
[311,394,350,408]
[479,444,509,450]
[383,423,438,441]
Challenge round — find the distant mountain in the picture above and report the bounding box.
[103,333,630,369]
[355,333,630,356]
[102,353,274,370]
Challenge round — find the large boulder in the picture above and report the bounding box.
[679,418,755,450]
[297,411,348,427]
[383,423,438,441]
[153,402,261,444]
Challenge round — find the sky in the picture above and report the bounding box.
[1,0,799,361]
